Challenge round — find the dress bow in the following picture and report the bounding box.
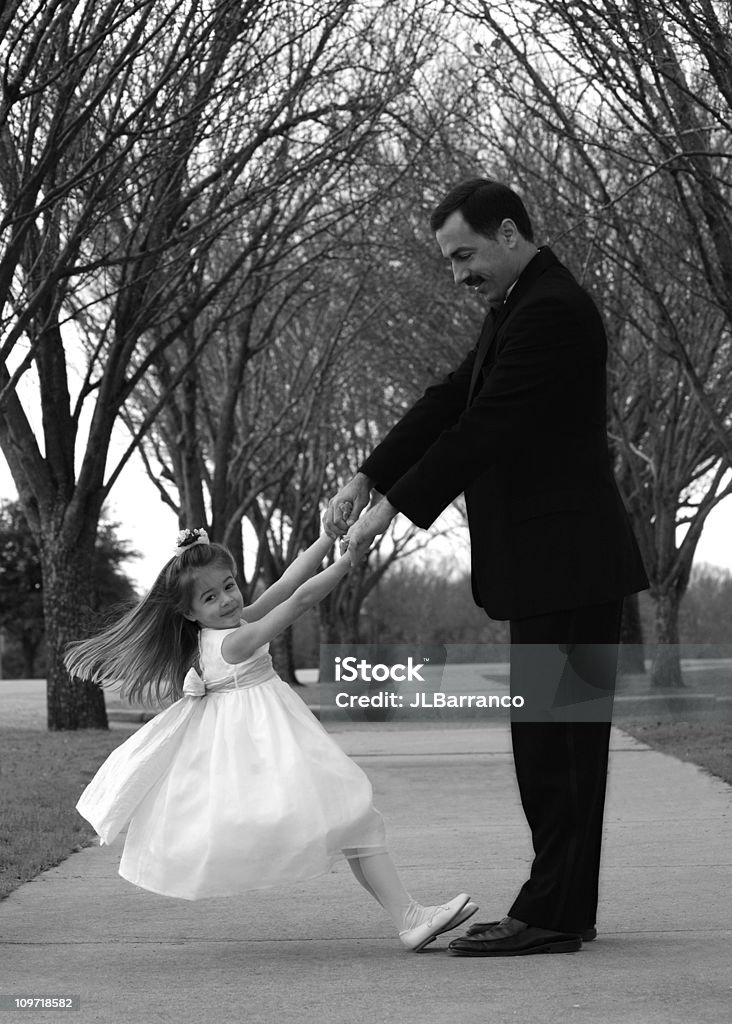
[182,666,206,698]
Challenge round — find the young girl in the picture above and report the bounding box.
[66,526,477,951]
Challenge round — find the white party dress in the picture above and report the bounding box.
[76,626,386,900]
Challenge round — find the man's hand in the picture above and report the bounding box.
[345,499,398,563]
[324,473,372,538]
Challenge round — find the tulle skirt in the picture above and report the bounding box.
[77,672,386,899]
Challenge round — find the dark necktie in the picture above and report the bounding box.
[467,306,500,406]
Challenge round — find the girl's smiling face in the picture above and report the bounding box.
[184,565,244,629]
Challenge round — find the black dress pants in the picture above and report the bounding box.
[506,599,623,933]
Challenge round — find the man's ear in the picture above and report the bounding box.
[499,218,518,243]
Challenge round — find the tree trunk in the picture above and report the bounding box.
[318,595,361,645]
[42,539,108,730]
[650,588,685,689]
[270,628,297,684]
[618,592,646,675]
[226,528,245,588]
[318,599,340,645]
[343,605,362,645]
[21,636,39,679]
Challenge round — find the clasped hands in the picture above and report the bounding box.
[323,472,397,562]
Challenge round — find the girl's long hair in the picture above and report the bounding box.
[64,541,237,706]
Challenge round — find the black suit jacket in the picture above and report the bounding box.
[360,247,648,620]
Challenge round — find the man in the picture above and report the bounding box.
[324,178,648,956]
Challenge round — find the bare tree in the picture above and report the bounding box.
[0,0,446,728]
[118,19,488,666]
[1,0,249,728]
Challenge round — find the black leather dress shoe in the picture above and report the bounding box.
[448,926,582,956]
[465,920,597,943]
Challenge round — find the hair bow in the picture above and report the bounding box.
[174,527,210,557]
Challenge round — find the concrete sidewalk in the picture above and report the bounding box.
[1,703,731,1022]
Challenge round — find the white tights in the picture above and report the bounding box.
[344,850,424,931]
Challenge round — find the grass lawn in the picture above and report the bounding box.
[0,728,127,900]
[617,662,732,698]
[616,661,732,785]
[619,721,732,787]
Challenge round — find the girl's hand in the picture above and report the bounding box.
[338,539,355,567]
[323,500,353,537]
[345,498,397,562]
[324,475,371,537]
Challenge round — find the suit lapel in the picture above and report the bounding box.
[467,308,497,406]
[466,247,559,405]
[466,302,509,406]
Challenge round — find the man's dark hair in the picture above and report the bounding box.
[430,178,534,242]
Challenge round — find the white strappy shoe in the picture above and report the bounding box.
[399,893,473,952]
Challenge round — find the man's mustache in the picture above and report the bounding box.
[465,275,484,287]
